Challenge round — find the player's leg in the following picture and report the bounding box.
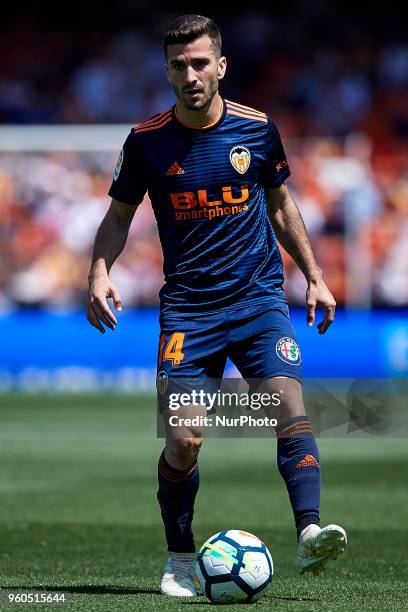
[159,401,205,557]
[252,376,346,574]
[227,304,347,574]
[158,404,204,597]
[156,323,227,596]
[263,376,321,541]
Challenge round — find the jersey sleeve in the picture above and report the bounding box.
[260,118,291,188]
[108,130,147,206]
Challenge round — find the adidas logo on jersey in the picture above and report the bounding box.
[166,162,185,176]
[296,454,320,468]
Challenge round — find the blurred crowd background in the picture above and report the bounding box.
[1,0,407,308]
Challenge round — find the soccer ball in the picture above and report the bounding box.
[195,530,273,604]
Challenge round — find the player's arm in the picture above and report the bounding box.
[86,198,138,334]
[266,184,336,334]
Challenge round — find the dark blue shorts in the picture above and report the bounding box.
[156,303,302,391]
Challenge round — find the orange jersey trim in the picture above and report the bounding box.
[134,108,172,130]
[226,108,268,123]
[133,115,173,134]
[225,99,266,117]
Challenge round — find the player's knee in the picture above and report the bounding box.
[278,401,305,421]
[171,436,202,464]
[262,377,306,421]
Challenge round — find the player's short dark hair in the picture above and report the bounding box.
[164,14,222,58]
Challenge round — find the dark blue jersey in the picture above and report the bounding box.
[108,98,291,322]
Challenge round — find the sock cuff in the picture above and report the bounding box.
[158,451,198,482]
[296,513,320,539]
[276,416,312,438]
[168,551,196,560]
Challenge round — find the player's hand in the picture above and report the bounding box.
[86,270,122,334]
[306,274,336,335]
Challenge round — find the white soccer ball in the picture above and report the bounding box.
[195,530,273,604]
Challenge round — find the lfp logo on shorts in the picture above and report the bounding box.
[156,370,169,394]
[276,337,301,366]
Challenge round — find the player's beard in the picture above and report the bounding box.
[173,77,219,112]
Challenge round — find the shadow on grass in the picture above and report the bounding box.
[182,594,319,605]
[4,586,161,595]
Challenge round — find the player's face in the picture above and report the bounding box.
[165,35,227,111]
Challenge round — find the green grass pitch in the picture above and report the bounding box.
[0,394,407,611]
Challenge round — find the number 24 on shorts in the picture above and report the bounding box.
[158,332,185,366]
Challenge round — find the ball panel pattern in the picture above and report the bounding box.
[195,530,273,604]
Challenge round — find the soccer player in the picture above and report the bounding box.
[86,14,347,597]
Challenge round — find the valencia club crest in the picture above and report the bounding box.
[229,146,251,174]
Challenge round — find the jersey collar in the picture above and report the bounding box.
[172,98,226,132]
